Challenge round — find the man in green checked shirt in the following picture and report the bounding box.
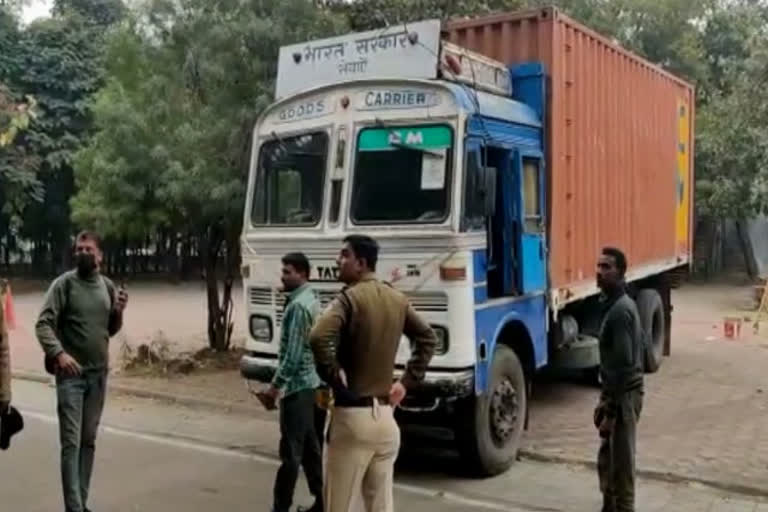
[264,252,324,512]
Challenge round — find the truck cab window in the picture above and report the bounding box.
[251,132,328,227]
[522,157,542,233]
[462,147,486,231]
[351,125,452,224]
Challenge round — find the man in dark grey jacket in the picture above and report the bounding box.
[36,231,128,512]
[594,247,644,512]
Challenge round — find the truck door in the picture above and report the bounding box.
[514,151,546,293]
[491,147,517,297]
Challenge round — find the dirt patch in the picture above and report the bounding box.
[111,368,255,410]
[118,332,244,378]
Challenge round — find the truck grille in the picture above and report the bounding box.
[249,287,448,327]
[249,287,273,306]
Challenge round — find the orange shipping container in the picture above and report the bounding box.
[445,7,694,305]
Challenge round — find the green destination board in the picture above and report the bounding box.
[358,126,452,152]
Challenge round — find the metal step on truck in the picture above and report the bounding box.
[239,7,694,477]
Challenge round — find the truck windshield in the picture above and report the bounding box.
[351,125,453,224]
[251,132,328,227]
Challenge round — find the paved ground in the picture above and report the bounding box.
[6,279,768,496]
[526,283,768,495]
[3,379,765,511]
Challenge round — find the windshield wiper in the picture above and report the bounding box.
[389,141,444,158]
[270,131,322,157]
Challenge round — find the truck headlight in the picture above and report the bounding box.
[249,315,272,342]
[430,325,449,355]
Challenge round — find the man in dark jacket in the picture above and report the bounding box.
[35,231,128,512]
[594,247,644,512]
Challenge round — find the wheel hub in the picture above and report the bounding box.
[490,378,519,444]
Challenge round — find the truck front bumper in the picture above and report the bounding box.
[240,353,474,399]
[240,353,278,383]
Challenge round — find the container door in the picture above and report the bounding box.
[515,152,546,293]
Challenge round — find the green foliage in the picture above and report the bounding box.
[2,0,768,282]
[54,0,126,26]
[324,0,526,30]
[72,0,347,348]
[73,0,346,237]
[696,29,768,220]
[0,8,41,225]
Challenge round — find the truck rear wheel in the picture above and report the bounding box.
[637,288,665,373]
[455,344,527,476]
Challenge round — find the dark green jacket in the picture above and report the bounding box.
[598,291,644,418]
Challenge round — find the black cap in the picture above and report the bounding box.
[0,406,24,450]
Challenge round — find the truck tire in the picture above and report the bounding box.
[637,288,664,373]
[455,344,527,477]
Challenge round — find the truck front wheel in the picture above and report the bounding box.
[455,344,527,477]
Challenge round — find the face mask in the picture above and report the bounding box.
[76,253,97,276]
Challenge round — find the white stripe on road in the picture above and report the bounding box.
[23,410,517,511]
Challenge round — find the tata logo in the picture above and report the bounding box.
[388,131,423,145]
[314,265,340,281]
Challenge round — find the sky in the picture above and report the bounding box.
[21,0,53,24]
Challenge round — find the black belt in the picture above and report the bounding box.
[334,395,390,408]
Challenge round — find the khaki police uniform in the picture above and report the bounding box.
[309,273,436,512]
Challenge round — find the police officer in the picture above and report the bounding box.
[309,234,437,512]
[594,247,644,512]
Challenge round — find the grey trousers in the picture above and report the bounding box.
[56,370,107,512]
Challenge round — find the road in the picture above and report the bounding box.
[0,380,536,512]
[9,280,768,493]
[2,380,766,512]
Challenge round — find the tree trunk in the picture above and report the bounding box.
[735,218,759,282]
[180,234,191,281]
[167,232,181,284]
[155,231,164,274]
[222,229,240,345]
[201,223,232,352]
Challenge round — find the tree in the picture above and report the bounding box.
[695,29,768,280]
[0,7,41,264]
[73,0,347,350]
[8,0,125,273]
[54,0,126,26]
[324,0,526,31]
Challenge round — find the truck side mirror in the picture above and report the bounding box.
[480,166,497,217]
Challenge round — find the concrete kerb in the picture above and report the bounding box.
[519,450,768,500]
[12,369,259,416]
[11,370,52,385]
[12,370,768,499]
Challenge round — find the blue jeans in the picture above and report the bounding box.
[56,370,107,512]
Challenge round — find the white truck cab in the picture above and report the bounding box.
[240,20,546,476]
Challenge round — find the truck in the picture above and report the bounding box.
[239,6,694,476]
